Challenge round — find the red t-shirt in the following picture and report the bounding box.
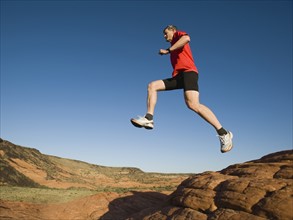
[170,31,198,77]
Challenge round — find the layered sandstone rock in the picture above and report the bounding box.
[128,150,293,220]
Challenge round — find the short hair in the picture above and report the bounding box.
[163,25,177,32]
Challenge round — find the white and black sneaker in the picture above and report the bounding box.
[219,131,233,153]
[130,116,154,129]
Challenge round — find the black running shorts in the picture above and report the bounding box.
[163,71,199,92]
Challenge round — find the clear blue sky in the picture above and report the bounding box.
[1,0,292,173]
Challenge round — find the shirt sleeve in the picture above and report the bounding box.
[172,31,189,44]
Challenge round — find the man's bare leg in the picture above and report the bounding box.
[184,90,233,153]
[146,80,166,115]
[184,90,222,130]
[130,80,165,129]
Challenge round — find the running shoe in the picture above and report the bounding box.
[130,116,154,129]
[219,131,233,153]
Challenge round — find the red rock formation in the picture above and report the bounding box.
[127,150,293,220]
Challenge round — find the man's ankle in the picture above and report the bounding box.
[217,127,227,136]
[145,113,153,121]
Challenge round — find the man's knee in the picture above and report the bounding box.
[148,81,164,92]
[148,82,156,92]
[185,100,200,113]
[184,91,200,112]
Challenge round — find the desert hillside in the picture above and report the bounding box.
[0,138,189,190]
[0,139,292,220]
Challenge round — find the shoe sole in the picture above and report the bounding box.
[130,119,153,130]
[221,144,233,153]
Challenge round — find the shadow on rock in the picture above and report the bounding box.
[99,191,168,220]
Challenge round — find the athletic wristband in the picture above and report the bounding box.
[167,48,171,53]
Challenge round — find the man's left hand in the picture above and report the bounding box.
[159,49,169,55]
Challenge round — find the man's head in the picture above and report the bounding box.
[163,25,177,42]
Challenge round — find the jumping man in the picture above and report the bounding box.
[130,25,233,153]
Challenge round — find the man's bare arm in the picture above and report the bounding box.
[159,35,190,55]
